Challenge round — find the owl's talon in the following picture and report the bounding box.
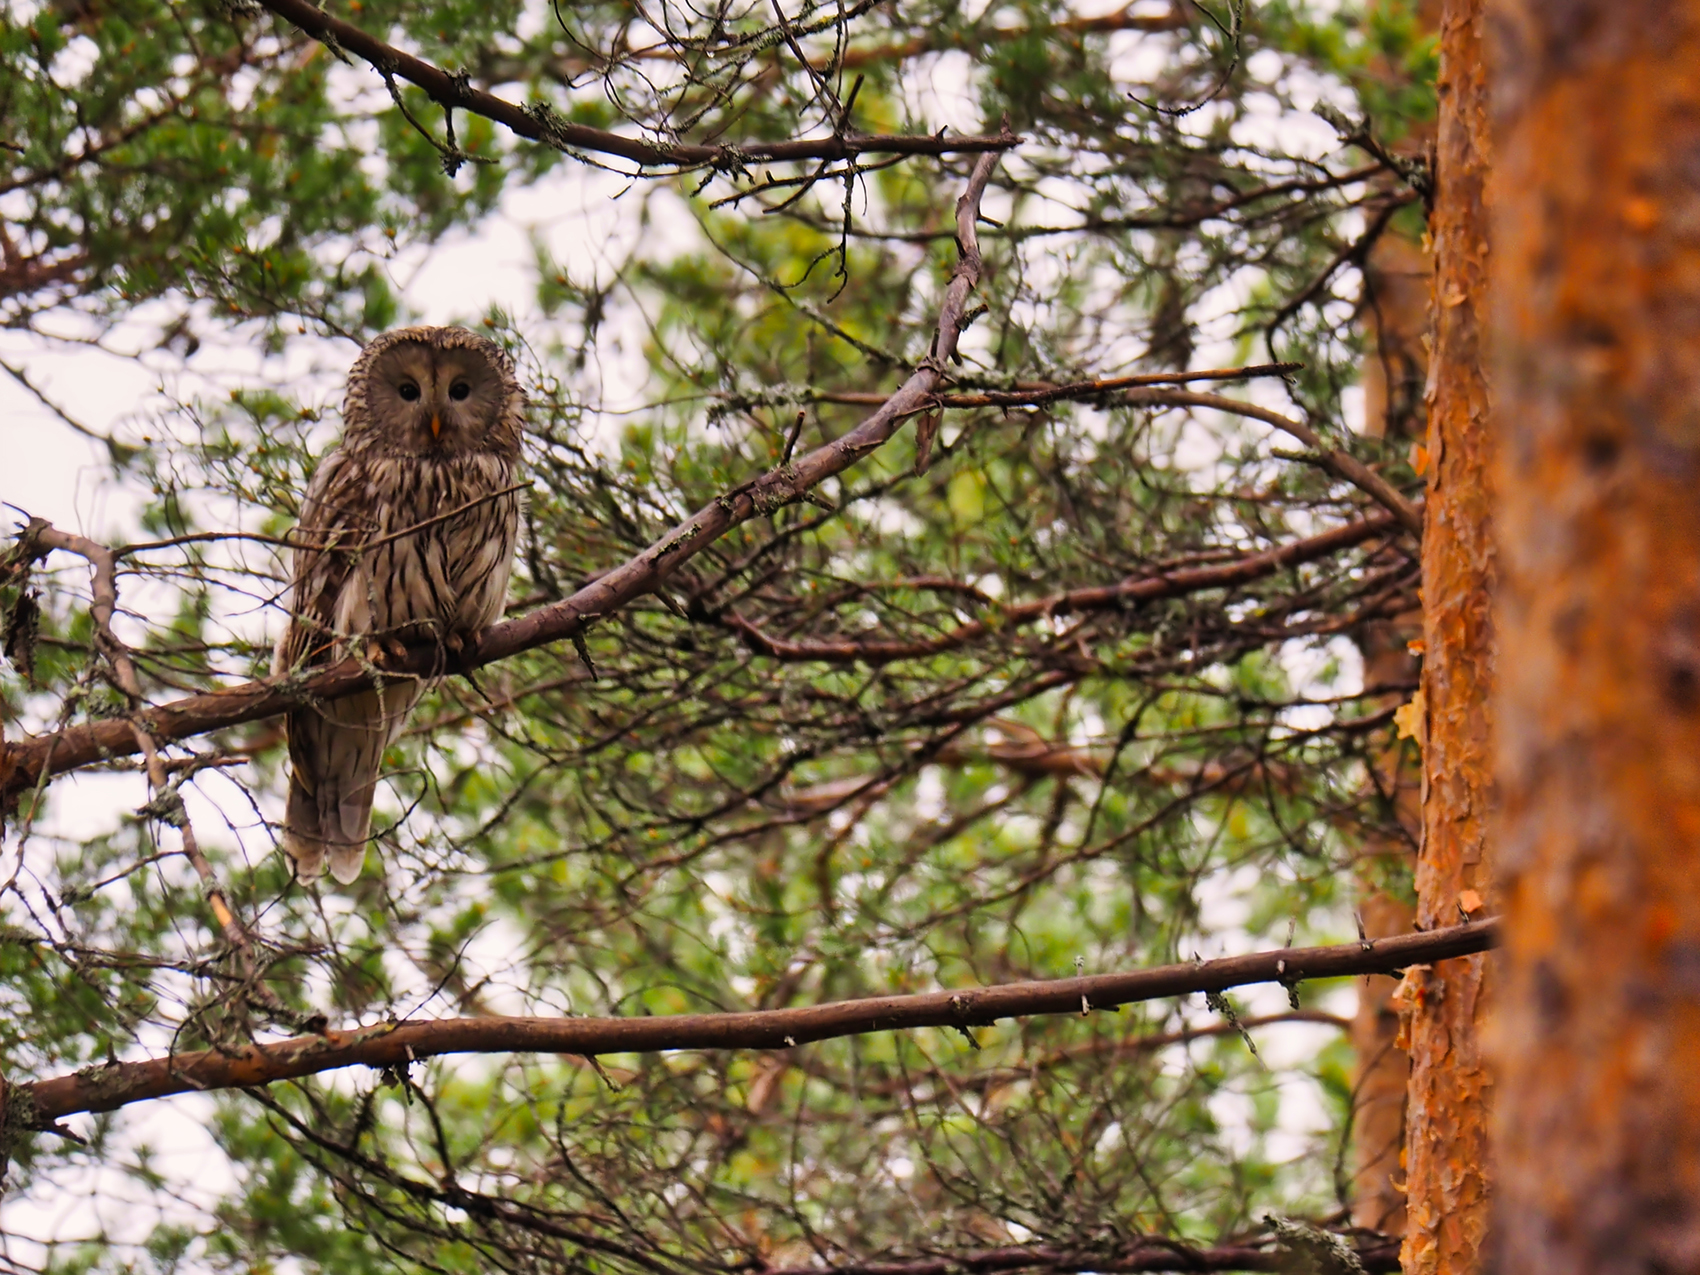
[385,637,409,663]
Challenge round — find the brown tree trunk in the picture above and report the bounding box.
[1399,1,1496,1272]
[1351,620,1420,1238]
[1350,225,1424,1235]
[1362,231,1432,447]
[1491,4,1700,1271]
[1347,7,1441,1231]
[1349,809,1416,1235]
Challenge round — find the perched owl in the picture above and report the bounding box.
[274,326,525,884]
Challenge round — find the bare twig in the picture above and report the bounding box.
[28,526,265,988]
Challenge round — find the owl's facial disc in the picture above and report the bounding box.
[369,340,503,455]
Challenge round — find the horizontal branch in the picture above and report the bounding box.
[256,0,1019,170]
[761,1237,1400,1275]
[723,510,1401,665]
[0,153,1005,804]
[803,364,1304,406]
[20,919,1495,1123]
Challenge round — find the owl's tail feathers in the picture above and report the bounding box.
[282,750,378,886]
[281,689,416,886]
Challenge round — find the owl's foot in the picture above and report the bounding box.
[367,636,410,668]
[444,630,482,666]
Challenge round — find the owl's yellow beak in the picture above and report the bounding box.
[430,413,442,439]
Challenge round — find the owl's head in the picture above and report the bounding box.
[344,326,525,458]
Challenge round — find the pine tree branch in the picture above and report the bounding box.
[254,0,1020,171]
[758,1237,1400,1275]
[804,376,1421,535]
[721,511,1403,664]
[21,919,1494,1123]
[0,151,1005,805]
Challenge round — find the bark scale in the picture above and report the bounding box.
[1400,1,1496,1272]
[1491,3,1700,1271]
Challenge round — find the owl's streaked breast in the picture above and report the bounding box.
[330,451,521,645]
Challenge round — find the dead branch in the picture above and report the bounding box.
[25,527,294,1019]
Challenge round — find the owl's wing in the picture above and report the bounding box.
[276,447,396,883]
[275,447,378,673]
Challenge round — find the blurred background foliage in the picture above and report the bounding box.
[1,0,1436,1270]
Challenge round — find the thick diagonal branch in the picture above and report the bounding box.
[22,919,1494,1122]
[0,152,1005,804]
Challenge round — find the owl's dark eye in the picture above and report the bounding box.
[449,380,472,402]
[397,381,421,402]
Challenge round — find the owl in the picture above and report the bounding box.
[274,326,525,884]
